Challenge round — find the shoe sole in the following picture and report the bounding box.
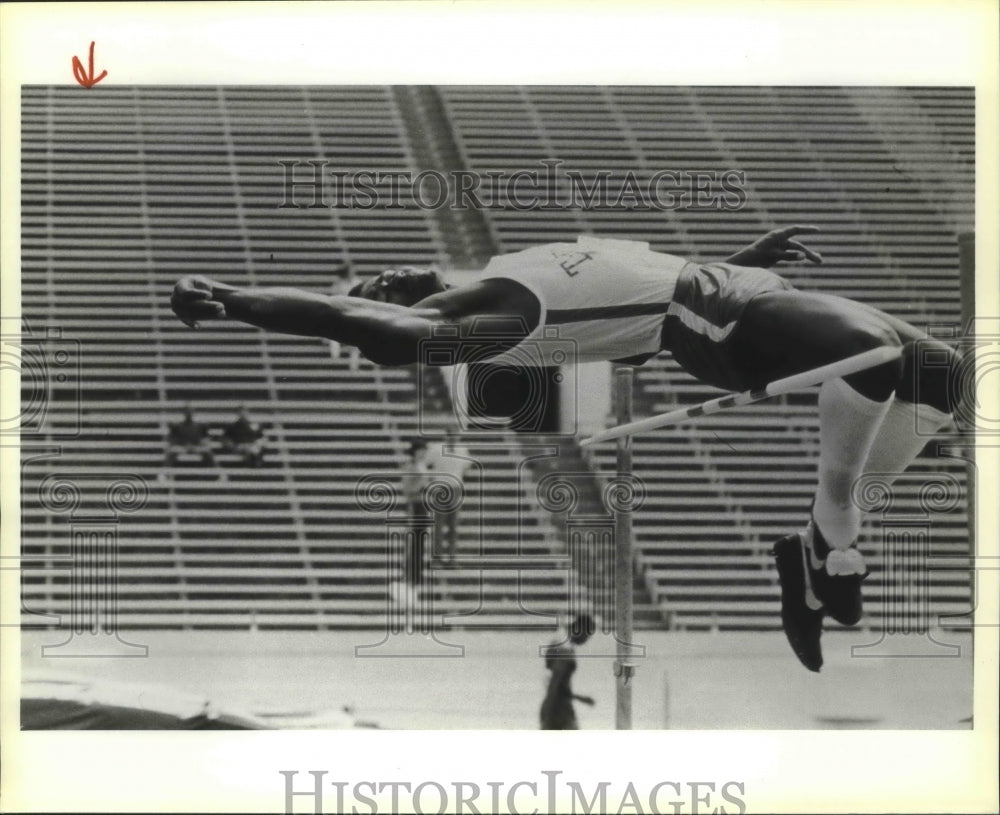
[773,534,825,673]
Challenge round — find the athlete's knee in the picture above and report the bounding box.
[840,322,903,401]
[840,319,902,356]
[896,340,962,414]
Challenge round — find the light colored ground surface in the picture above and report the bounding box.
[20,628,972,730]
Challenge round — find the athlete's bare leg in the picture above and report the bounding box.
[733,290,904,398]
[734,291,961,522]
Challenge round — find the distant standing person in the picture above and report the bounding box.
[540,614,596,730]
[427,428,472,561]
[399,439,433,596]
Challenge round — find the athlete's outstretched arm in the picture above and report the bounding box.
[170,276,528,366]
[724,225,823,267]
[172,275,449,364]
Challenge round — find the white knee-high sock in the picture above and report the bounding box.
[863,397,951,481]
[813,377,893,551]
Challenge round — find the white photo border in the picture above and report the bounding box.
[1,2,997,813]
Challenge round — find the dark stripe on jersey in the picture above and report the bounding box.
[547,303,672,324]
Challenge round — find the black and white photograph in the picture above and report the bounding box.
[2,3,998,814]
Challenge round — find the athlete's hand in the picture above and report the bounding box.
[726,225,823,268]
[171,276,228,328]
[576,695,596,707]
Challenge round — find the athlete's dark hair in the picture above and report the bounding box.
[570,613,596,640]
[348,281,364,298]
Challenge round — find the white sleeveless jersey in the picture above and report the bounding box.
[478,236,685,365]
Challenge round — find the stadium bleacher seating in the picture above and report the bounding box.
[21,85,974,633]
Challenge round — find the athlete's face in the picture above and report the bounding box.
[356,267,447,306]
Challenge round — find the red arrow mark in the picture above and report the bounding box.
[72,41,108,89]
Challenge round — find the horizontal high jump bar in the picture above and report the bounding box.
[581,345,902,447]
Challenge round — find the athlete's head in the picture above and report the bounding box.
[569,613,596,645]
[349,266,447,306]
